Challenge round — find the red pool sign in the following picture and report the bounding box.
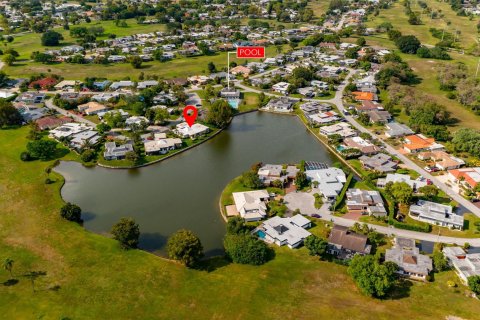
[236,46,265,59]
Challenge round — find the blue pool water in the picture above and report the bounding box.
[257,230,266,239]
[228,99,240,109]
[337,145,345,151]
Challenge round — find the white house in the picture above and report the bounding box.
[409,200,463,230]
[253,215,312,248]
[443,247,480,284]
[174,122,210,139]
[271,82,290,94]
[232,190,270,221]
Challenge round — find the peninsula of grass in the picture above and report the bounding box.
[2,126,480,319]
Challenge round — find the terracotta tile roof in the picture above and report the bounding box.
[352,91,375,101]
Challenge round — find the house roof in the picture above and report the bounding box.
[448,167,480,188]
[352,91,375,101]
[328,225,369,253]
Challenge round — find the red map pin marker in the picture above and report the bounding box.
[183,105,198,127]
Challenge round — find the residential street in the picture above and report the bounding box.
[237,68,480,245]
[44,99,97,127]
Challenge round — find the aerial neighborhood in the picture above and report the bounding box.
[2,0,480,319]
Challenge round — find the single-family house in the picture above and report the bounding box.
[403,134,444,154]
[230,65,251,76]
[305,165,346,201]
[448,167,480,190]
[271,82,290,95]
[377,173,427,191]
[385,237,432,281]
[232,190,270,221]
[253,215,312,248]
[418,151,465,171]
[385,122,414,138]
[327,225,371,259]
[174,122,210,139]
[320,123,357,138]
[35,116,72,130]
[359,153,397,173]
[346,188,387,217]
[443,247,480,284]
[144,137,182,155]
[409,200,463,230]
[342,136,380,155]
[77,101,109,115]
[265,97,294,113]
[103,142,134,160]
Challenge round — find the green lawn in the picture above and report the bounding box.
[3,33,283,80]
[2,126,480,319]
[365,0,478,49]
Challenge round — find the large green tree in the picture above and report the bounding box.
[26,139,58,160]
[304,235,328,257]
[0,100,22,127]
[348,255,398,298]
[111,217,140,249]
[395,35,421,54]
[223,234,271,265]
[206,99,233,128]
[41,30,64,46]
[167,229,203,267]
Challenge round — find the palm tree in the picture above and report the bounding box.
[3,258,14,279]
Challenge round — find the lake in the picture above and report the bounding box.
[55,112,336,256]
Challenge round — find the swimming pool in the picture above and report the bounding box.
[228,99,240,109]
[257,230,266,239]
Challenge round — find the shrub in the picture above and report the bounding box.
[60,203,82,223]
[111,217,140,249]
[167,229,204,267]
[224,234,271,265]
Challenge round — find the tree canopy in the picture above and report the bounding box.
[0,100,22,127]
[395,35,421,54]
[348,255,398,298]
[223,234,271,265]
[206,99,233,128]
[304,235,328,257]
[167,229,204,267]
[26,139,58,161]
[111,217,140,249]
[60,203,82,223]
[41,30,64,46]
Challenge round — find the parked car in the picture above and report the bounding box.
[424,166,433,172]
[311,214,321,218]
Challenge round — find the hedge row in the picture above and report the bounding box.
[334,173,354,209]
[384,193,432,233]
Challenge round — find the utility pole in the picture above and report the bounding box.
[226,51,235,90]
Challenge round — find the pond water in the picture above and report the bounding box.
[55,112,336,256]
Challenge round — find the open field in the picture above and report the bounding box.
[2,126,480,319]
[365,0,479,49]
[6,19,167,61]
[359,34,480,131]
[3,45,283,80]
[308,0,331,17]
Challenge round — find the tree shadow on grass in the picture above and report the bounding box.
[196,256,231,273]
[3,279,19,286]
[386,279,413,300]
